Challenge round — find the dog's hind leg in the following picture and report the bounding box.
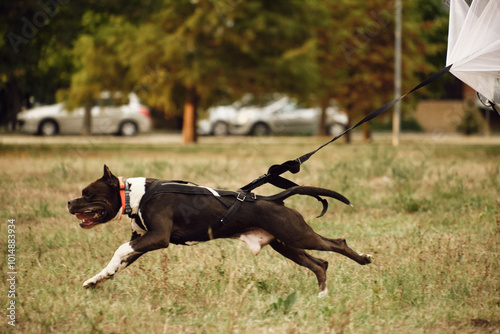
[296,235,373,266]
[270,240,329,296]
[313,236,373,265]
[267,217,372,265]
[275,229,373,266]
[261,206,373,266]
[288,233,373,266]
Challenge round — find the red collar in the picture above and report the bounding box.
[118,177,132,219]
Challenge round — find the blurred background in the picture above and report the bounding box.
[1,0,499,142]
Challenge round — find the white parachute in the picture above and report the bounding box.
[446,0,500,110]
[446,0,500,106]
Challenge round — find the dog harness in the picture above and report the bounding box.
[130,180,330,245]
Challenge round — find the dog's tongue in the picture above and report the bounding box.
[75,212,95,220]
[75,212,98,229]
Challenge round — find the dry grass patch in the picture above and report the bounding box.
[0,137,499,333]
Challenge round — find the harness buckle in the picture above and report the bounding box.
[237,192,246,202]
[119,177,133,217]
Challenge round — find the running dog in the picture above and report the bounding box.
[68,165,372,296]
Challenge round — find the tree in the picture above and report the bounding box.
[315,0,441,141]
[65,19,136,135]
[2,0,449,142]
[64,4,159,135]
[0,0,155,131]
[68,0,324,143]
[0,0,81,129]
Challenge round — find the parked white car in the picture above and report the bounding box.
[17,92,152,136]
[197,96,259,136]
[197,104,239,136]
[230,97,348,136]
[198,96,348,136]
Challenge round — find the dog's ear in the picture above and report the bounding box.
[102,165,117,183]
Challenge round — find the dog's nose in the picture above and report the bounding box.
[68,199,74,206]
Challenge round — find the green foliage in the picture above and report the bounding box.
[456,99,483,135]
[371,117,423,132]
[265,291,299,316]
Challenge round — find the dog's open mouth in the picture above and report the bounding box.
[74,207,106,229]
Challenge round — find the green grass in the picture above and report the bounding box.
[1,136,499,333]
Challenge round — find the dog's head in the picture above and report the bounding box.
[68,165,122,229]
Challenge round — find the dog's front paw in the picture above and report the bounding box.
[83,275,103,289]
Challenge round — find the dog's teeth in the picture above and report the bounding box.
[82,219,86,223]
[93,213,99,218]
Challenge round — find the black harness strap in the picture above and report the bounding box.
[137,181,255,245]
[170,193,246,245]
[136,181,331,244]
[139,180,262,209]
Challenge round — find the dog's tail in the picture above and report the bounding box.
[267,186,351,206]
[261,186,351,217]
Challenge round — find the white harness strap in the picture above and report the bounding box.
[200,186,220,197]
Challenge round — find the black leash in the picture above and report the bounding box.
[240,64,453,193]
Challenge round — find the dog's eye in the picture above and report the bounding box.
[82,190,93,201]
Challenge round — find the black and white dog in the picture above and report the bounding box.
[68,165,372,296]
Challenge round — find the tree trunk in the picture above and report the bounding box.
[182,86,199,144]
[362,121,371,142]
[343,103,353,144]
[2,79,22,130]
[81,101,92,136]
[316,96,329,136]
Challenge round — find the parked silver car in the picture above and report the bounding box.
[231,97,348,136]
[197,97,257,136]
[197,104,239,136]
[198,96,348,136]
[17,92,151,136]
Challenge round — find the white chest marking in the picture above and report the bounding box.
[127,178,146,214]
[131,211,147,236]
[234,229,275,255]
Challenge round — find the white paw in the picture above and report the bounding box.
[318,287,328,298]
[83,275,103,289]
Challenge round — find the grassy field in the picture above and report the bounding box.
[1,135,499,333]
